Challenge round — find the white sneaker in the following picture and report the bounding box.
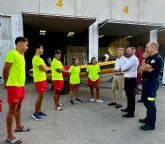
[55,107,63,111]
[90,98,95,102]
[96,99,104,103]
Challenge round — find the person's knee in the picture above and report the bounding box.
[55,89,62,95]
[8,106,17,114]
[90,87,94,91]
[95,87,99,91]
[39,94,44,100]
[16,103,22,110]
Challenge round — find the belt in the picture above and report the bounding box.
[115,73,124,75]
[143,79,158,81]
[125,77,136,79]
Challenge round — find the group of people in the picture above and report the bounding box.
[2,36,163,143]
[108,43,163,131]
[2,36,104,143]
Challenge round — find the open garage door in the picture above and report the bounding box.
[22,12,96,74]
[98,19,164,60]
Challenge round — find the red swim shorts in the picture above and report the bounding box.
[52,80,64,91]
[34,80,48,93]
[88,78,100,87]
[7,86,25,104]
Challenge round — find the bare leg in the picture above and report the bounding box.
[95,87,100,100]
[90,86,94,98]
[6,104,17,140]
[35,92,44,113]
[15,102,22,130]
[70,86,75,100]
[75,87,79,99]
[53,90,61,108]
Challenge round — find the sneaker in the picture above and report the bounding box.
[70,100,74,105]
[96,99,104,103]
[32,112,42,121]
[37,111,47,117]
[75,99,83,103]
[55,107,63,111]
[90,98,95,102]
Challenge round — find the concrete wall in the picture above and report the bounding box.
[0,15,23,77]
[0,0,165,24]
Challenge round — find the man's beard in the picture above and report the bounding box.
[126,53,131,58]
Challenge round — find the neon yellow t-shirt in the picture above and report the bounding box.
[51,58,64,80]
[32,55,47,82]
[5,49,25,86]
[69,65,80,84]
[86,64,100,81]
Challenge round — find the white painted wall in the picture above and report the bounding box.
[0,0,165,24]
[0,16,23,77]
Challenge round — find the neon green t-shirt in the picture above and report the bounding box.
[51,58,64,80]
[5,49,25,86]
[86,64,100,81]
[69,65,80,84]
[32,55,47,82]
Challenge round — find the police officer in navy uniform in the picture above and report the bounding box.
[138,41,163,130]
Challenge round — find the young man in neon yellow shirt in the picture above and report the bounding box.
[86,57,104,103]
[51,50,65,111]
[3,37,30,144]
[69,57,82,105]
[32,44,48,120]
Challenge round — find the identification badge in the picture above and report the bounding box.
[151,59,155,63]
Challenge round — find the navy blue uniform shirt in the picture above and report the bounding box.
[142,53,163,79]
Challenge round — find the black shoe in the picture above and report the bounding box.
[138,99,143,103]
[115,104,122,108]
[75,99,83,103]
[122,113,134,118]
[140,124,155,131]
[139,118,147,124]
[121,108,128,112]
[70,100,74,105]
[108,102,116,106]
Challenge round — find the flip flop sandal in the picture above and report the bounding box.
[6,138,22,144]
[15,126,30,132]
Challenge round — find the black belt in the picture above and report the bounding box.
[143,79,158,81]
[125,77,136,79]
[115,74,124,75]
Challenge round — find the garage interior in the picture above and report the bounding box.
[22,12,96,73]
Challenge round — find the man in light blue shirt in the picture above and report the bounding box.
[108,48,127,108]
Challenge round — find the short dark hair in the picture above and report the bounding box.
[15,36,29,45]
[72,57,78,65]
[54,50,61,55]
[34,44,43,50]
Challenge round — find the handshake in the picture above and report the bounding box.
[60,68,68,73]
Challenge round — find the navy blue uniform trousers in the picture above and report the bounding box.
[142,79,159,127]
